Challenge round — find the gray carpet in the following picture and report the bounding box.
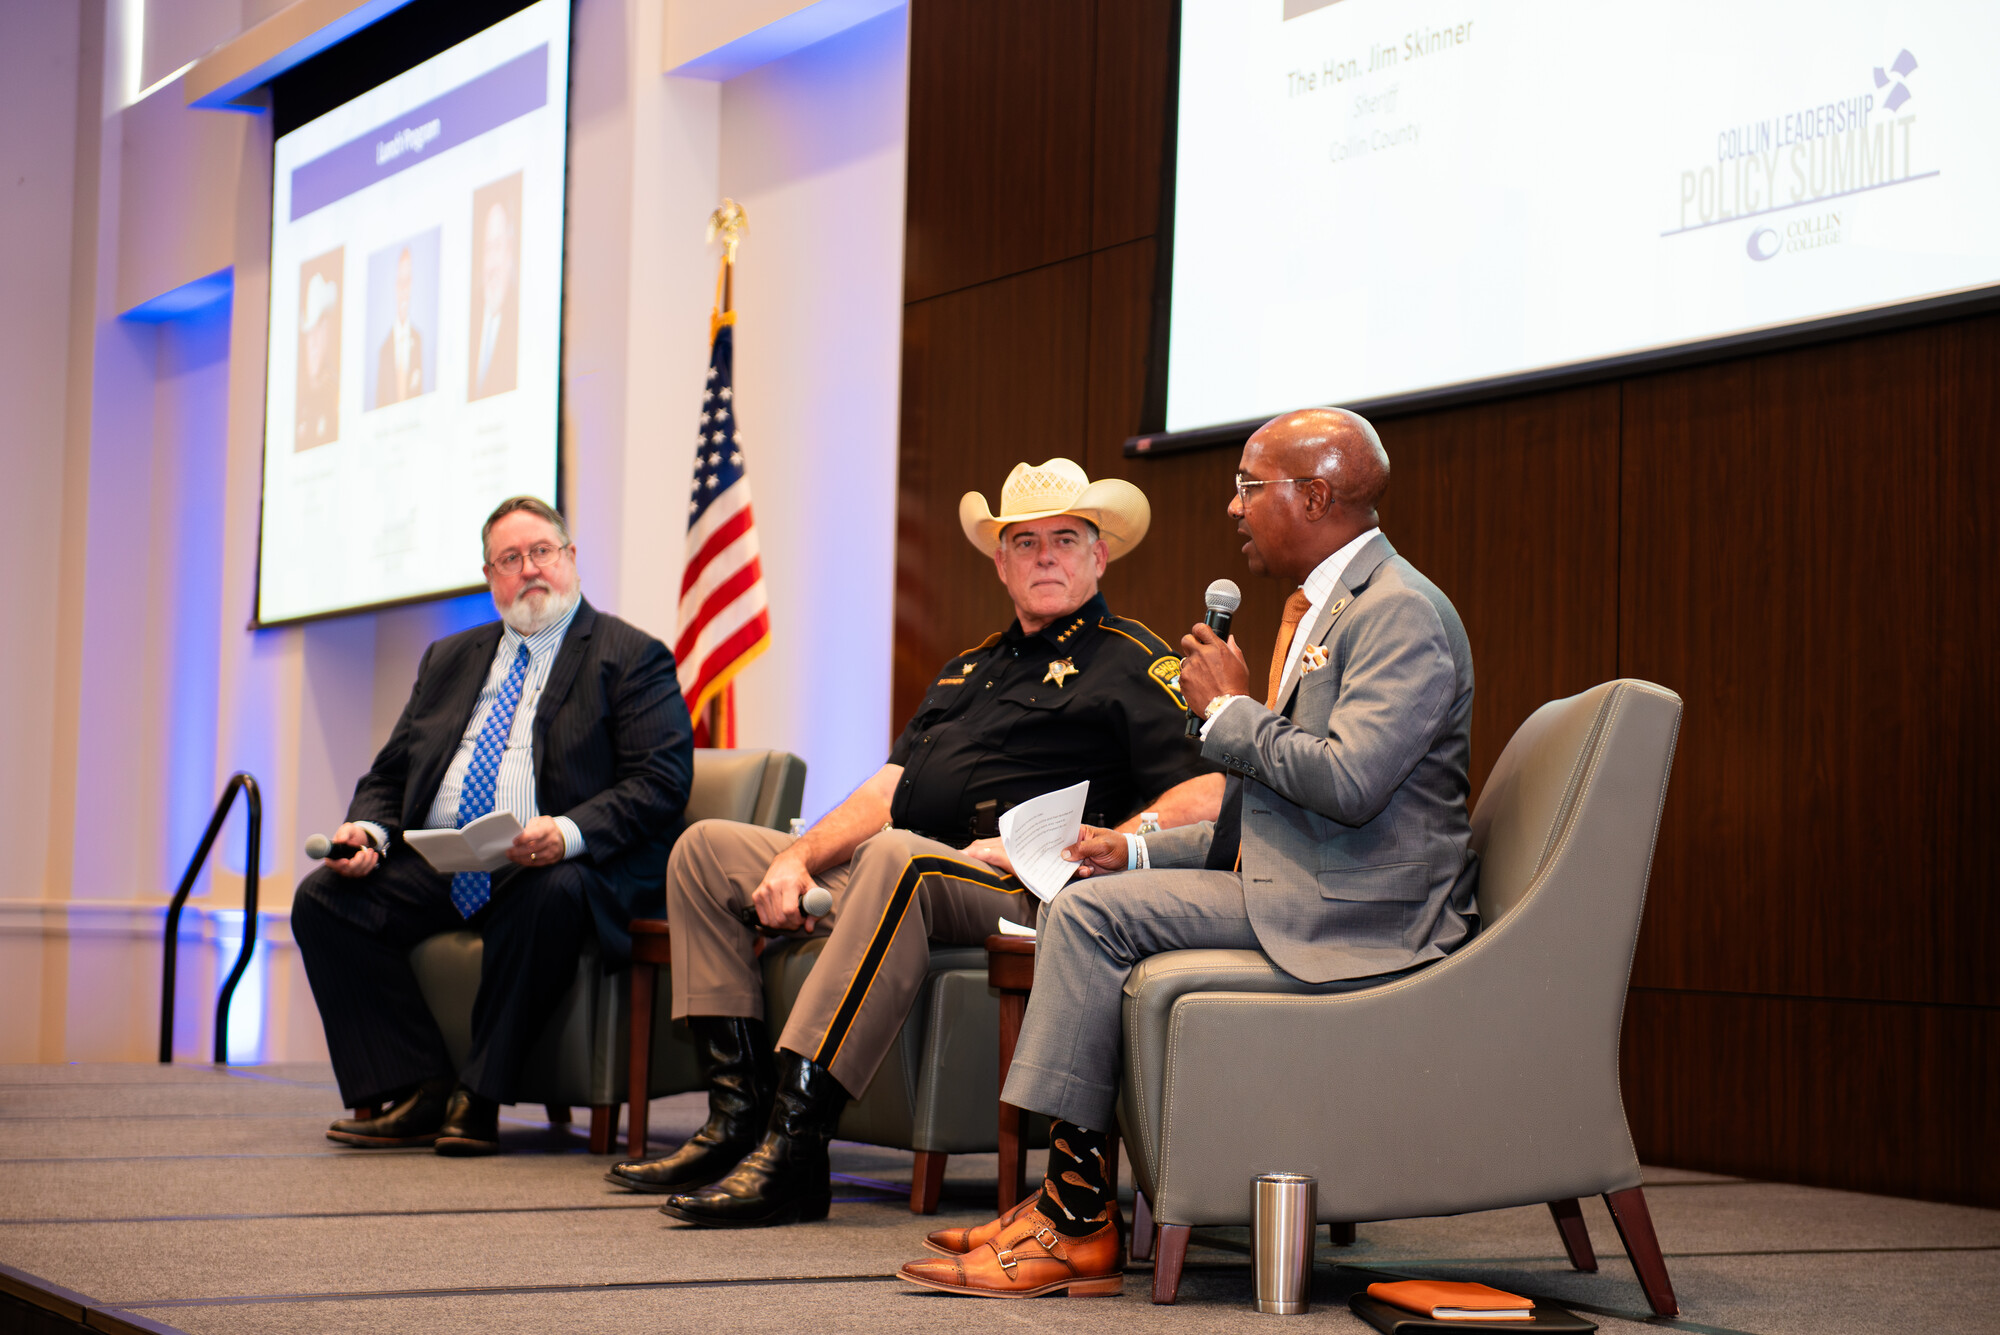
[1,1063,1994,1334]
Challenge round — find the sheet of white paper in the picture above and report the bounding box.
[996,917,1037,938]
[404,811,524,874]
[997,780,1090,904]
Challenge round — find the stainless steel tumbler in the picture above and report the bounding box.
[1251,1172,1317,1314]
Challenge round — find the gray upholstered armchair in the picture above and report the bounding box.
[760,937,1040,1213]
[409,747,806,1153]
[1118,679,1683,1314]
[624,751,1041,1212]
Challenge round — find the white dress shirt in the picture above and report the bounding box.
[477,312,501,388]
[356,598,585,861]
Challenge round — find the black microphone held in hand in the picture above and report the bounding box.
[1184,578,1243,736]
[305,833,363,861]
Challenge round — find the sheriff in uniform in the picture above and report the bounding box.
[611,459,1217,1228]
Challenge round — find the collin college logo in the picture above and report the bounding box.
[1746,49,1915,262]
[1874,48,1917,113]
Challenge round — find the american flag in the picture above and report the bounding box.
[675,316,770,747]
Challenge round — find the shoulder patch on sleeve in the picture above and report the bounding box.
[1096,615,1174,658]
[1146,654,1188,710]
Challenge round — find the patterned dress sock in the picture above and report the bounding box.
[1039,1120,1112,1237]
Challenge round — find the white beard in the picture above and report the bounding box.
[497,581,580,636]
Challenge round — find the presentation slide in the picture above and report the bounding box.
[1166,0,2000,433]
[259,0,570,624]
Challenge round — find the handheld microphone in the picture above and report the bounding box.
[1203,578,1242,638]
[736,886,834,935]
[1185,579,1244,736]
[305,833,364,861]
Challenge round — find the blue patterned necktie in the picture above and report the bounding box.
[449,643,533,918]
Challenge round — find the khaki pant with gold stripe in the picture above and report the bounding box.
[666,821,1037,1098]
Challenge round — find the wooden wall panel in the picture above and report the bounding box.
[1623,989,2000,1208]
[1089,0,1173,250]
[1620,319,2000,1008]
[1377,386,1621,800]
[894,258,1094,726]
[903,1,1096,303]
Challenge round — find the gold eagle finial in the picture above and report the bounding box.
[706,198,748,264]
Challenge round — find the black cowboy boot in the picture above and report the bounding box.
[606,1017,777,1193]
[655,1051,850,1228]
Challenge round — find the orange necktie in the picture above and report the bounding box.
[1265,587,1314,708]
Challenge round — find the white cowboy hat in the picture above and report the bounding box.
[959,458,1151,561]
[301,272,339,331]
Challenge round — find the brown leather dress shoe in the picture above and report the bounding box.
[922,1194,1040,1256]
[923,1191,1123,1257]
[900,1206,1122,1299]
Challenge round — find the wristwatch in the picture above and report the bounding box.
[1202,693,1240,722]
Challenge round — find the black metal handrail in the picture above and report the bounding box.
[159,772,262,1064]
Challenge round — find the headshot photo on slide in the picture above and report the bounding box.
[366,228,441,410]
[468,171,523,402]
[295,247,344,451]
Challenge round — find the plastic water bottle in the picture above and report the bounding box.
[789,818,807,838]
[1137,811,1161,835]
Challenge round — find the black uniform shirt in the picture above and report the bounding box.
[887,593,1209,839]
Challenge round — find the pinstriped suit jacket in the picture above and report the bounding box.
[1145,535,1479,983]
[346,598,694,958]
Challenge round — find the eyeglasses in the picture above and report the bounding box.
[1234,473,1319,503]
[487,542,569,575]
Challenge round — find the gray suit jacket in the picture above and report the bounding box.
[1146,535,1479,983]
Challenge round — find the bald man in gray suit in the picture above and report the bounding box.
[899,407,1479,1300]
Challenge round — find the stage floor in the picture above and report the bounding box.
[1,1063,1994,1334]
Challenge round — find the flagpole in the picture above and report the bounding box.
[698,200,749,749]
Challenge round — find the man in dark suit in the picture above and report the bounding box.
[292,496,693,1156]
[900,408,1479,1298]
[468,200,518,401]
[374,247,424,407]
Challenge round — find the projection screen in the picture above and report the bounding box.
[257,0,571,625]
[1160,0,2000,438]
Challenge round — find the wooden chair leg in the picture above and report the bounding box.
[997,1103,1028,1211]
[911,1150,948,1214]
[1329,1221,1356,1246]
[1604,1186,1678,1316]
[626,960,656,1159]
[545,1104,571,1125]
[588,1103,619,1154]
[1130,1190,1155,1261]
[1151,1223,1191,1304]
[1548,1197,1597,1271]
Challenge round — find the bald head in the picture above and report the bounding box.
[1256,407,1390,517]
[1230,407,1391,584]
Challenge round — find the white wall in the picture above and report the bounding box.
[718,6,906,819]
[0,1,84,1062]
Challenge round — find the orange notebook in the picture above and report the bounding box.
[1367,1281,1536,1321]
